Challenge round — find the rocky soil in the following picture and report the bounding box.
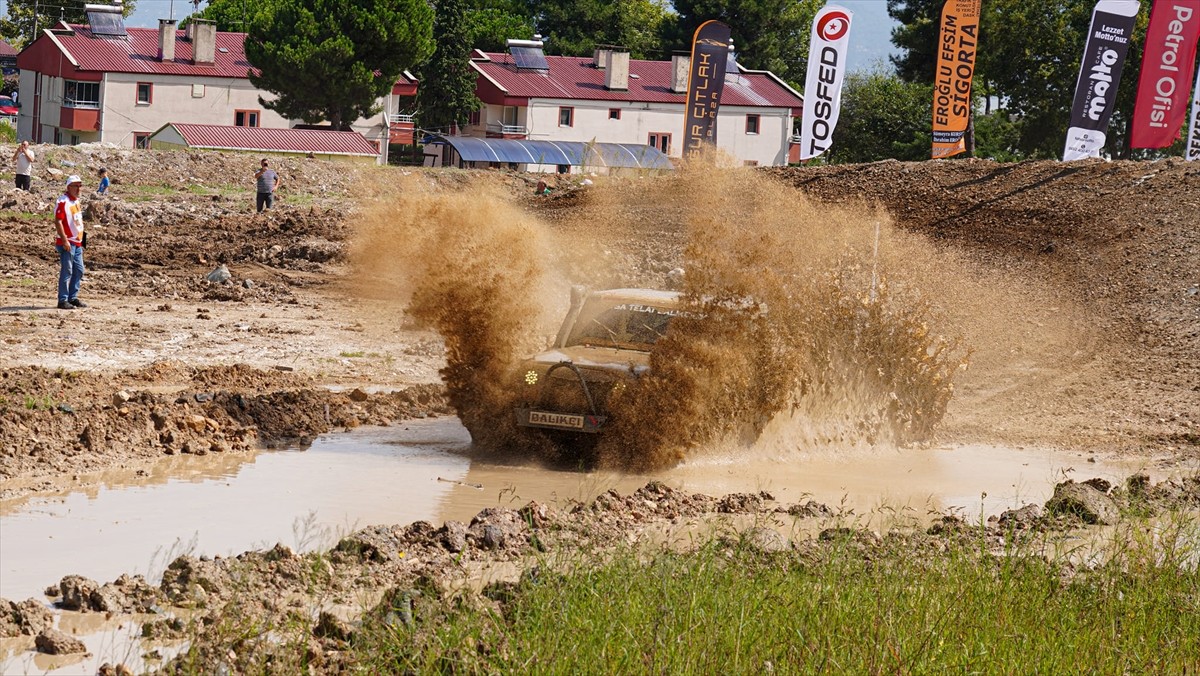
[2,144,1198,669]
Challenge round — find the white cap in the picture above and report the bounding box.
[66,175,83,186]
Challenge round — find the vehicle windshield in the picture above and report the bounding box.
[565,300,681,351]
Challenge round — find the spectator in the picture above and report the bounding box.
[12,141,33,191]
[254,158,280,212]
[96,167,110,194]
[54,175,87,310]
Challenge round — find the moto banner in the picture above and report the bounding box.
[683,20,732,155]
[1063,0,1140,161]
[1131,0,1200,148]
[799,5,853,161]
[931,0,982,159]
[1187,65,1200,160]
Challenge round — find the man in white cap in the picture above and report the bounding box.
[54,175,87,310]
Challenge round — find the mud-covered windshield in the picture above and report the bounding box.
[565,301,682,351]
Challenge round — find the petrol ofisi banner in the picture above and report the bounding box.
[932,0,982,159]
[799,5,853,161]
[683,20,732,155]
[1187,65,1200,160]
[1131,0,1200,148]
[1063,0,1140,161]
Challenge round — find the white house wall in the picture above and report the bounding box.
[101,73,290,146]
[469,98,793,167]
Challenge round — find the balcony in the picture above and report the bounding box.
[385,113,415,144]
[60,105,100,131]
[486,122,527,139]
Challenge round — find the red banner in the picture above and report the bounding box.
[1131,0,1200,148]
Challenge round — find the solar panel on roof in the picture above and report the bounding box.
[511,46,549,71]
[726,50,740,74]
[86,6,127,37]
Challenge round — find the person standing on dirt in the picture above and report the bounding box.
[96,167,110,195]
[53,175,87,310]
[254,158,279,213]
[12,141,34,191]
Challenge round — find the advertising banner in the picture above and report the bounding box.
[1063,0,1140,161]
[683,20,732,155]
[932,0,982,159]
[799,5,853,161]
[1187,65,1200,160]
[1131,0,1200,148]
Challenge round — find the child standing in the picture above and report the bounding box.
[96,167,110,194]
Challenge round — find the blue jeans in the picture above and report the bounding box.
[56,244,84,303]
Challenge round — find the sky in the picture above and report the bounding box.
[4,0,900,73]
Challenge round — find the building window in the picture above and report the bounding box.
[234,109,260,127]
[469,109,481,126]
[134,132,150,149]
[70,134,80,145]
[746,114,760,134]
[743,160,759,167]
[136,82,152,105]
[63,80,100,108]
[648,133,671,154]
[502,106,518,127]
[558,106,573,127]
[609,108,620,120]
[192,84,205,98]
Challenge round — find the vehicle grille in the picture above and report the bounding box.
[540,373,619,413]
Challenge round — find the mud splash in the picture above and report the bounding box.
[351,165,968,470]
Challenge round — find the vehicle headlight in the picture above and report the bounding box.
[524,370,539,386]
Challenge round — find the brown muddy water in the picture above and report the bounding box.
[1,417,1169,673]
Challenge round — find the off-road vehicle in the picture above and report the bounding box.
[514,287,682,434]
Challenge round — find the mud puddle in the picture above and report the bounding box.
[3,419,1169,602]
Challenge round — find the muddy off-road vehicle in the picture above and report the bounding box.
[514,287,682,434]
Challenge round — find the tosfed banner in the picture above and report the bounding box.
[799,5,853,161]
[683,20,732,155]
[1188,66,1200,160]
[931,0,982,159]
[1131,0,1200,148]
[1064,0,1140,161]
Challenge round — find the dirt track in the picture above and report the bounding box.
[2,146,1198,495]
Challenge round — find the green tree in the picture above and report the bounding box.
[417,0,481,133]
[465,6,534,52]
[667,0,822,86]
[245,0,434,130]
[1,0,137,47]
[182,0,268,32]
[887,0,942,84]
[531,0,673,60]
[828,68,932,163]
[978,0,1149,158]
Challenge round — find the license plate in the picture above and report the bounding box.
[528,411,585,429]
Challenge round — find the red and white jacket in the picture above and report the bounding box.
[54,194,84,247]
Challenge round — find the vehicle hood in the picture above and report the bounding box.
[523,345,652,376]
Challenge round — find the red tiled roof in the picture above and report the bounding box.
[0,39,17,57]
[161,123,379,156]
[473,53,803,108]
[48,25,254,78]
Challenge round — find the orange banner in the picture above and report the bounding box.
[931,0,982,159]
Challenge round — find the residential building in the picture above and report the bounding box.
[466,44,804,168]
[14,11,416,163]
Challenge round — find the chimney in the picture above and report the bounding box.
[192,19,216,65]
[671,52,690,93]
[157,19,177,62]
[593,46,611,69]
[604,49,629,91]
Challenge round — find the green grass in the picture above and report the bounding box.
[23,394,55,410]
[351,521,1200,674]
[0,277,38,287]
[339,351,366,358]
